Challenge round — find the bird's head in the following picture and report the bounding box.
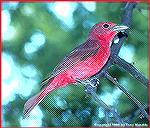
[89,22,128,46]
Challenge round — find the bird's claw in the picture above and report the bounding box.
[75,77,99,87]
[75,78,82,83]
[75,77,99,94]
[90,77,99,87]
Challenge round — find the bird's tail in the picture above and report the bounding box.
[23,75,67,119]
[23,77,56,119]
[23,89,47,119]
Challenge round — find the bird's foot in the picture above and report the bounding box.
[75,77,99,94]
[84,78,99,94]
[75,77,99,86]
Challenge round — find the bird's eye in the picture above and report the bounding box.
[103,24,109,28]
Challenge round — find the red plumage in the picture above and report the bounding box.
[23,22,128,118]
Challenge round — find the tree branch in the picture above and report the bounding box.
[90,90,124,124]
[77,78,124,124]
[104,72,148,119]
[84,2,148,123]
[123,106,148,123]
[93,3,137,80]
[113,55,148,87]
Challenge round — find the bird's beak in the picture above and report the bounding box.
[112,24,129,32]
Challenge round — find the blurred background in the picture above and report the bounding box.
[2,2,148,127]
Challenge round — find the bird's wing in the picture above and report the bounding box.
[41,38,100,87]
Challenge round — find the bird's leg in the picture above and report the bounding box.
[75,78,87,85]
[75,77,98,99]
[84,78,98,94]
[75,77,99,93]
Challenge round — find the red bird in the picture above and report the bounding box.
[23,22,128,118]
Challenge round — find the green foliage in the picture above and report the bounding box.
[2,2,148,127]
